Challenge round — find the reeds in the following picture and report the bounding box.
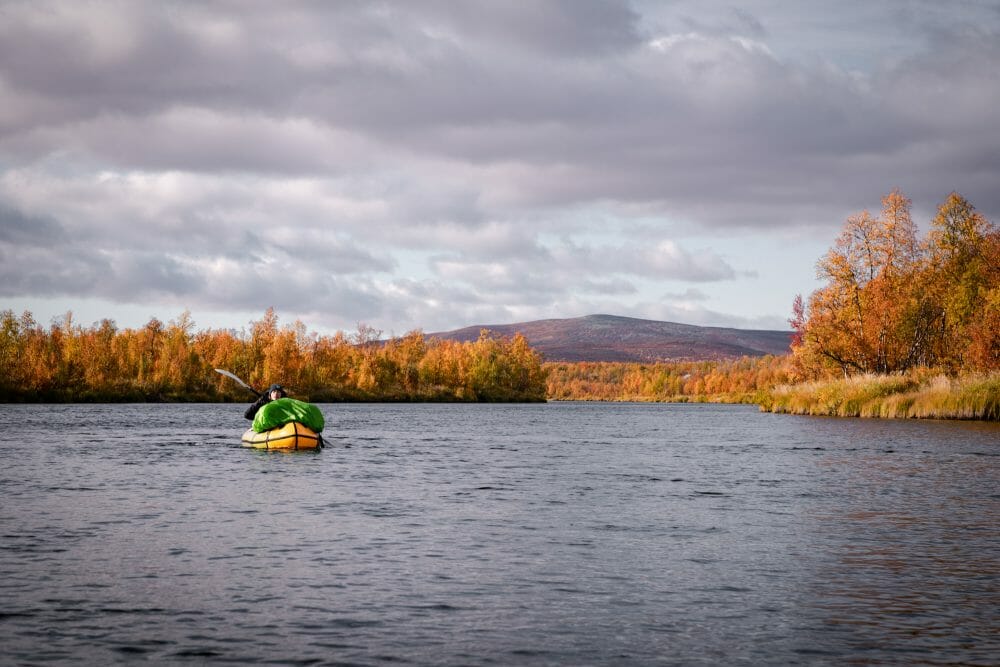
[760,371,1000,420]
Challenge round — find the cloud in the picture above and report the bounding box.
[6,109,377,175]
[0,204,67,245]
[1,1,998,333]
[662,287,709,302]
[546,239,736,282]
[3,2,997,222]
[413,0,643,57]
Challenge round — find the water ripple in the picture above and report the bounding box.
[0,402,996,665]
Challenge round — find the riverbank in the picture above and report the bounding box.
[545,360,1000,421]
[758,372,1000,421]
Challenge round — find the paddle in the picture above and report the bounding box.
[214,369,262,397]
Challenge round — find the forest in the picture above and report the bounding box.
[0,308,547,403]
[545,356,794,403]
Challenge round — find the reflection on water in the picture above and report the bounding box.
[803,444,999,663]
[0,402,996,665]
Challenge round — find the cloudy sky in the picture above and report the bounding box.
[2,1,998,336]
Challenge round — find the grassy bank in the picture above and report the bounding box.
[758,371,1000,420]
[546,392,760,404]
[544,359,999,421]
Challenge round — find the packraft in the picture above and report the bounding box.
[252,397,325,433]
[242,421,322,450]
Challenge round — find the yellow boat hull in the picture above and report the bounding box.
[241,421,322,450]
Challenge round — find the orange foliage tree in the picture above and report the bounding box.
[792,190,999,376]
[0,309,549,402]
[545,356,795,402]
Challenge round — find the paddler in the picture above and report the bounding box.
[244,383,288,421]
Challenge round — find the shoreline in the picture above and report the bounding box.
[757,373,1000,421]
[6,383,997,422]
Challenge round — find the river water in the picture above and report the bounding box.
[0,402,997,666]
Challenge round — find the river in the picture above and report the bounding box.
[1,402,997,665]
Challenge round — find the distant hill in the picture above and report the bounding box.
[430,314,792,362]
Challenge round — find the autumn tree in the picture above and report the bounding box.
[310,331,356,397]
[796,189,998,376]
[384,330,428,394]
[799,190,925,374]
[247,307,279,388]
[418,339,468,398]
[924,192,1000,369]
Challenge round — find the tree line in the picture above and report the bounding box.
[544,356,795,403]
[790,190,999,377]
[0,308,547,402]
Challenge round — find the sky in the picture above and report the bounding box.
[2,0,999,336]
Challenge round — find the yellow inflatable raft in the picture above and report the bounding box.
[241,421,322,450]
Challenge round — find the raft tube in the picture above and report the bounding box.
[241,421,322,450]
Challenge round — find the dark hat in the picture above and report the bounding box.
[267,384,285,393]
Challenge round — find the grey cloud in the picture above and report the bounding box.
[110,253,205,299]
[730,8,767,39]
[661,288,709,302]
[0,194,397,311]
[1,1,998,333]
[302,276,519,335]
[421,236,736,320]
[0,243,106,297]
[0,1,635,136]
[1,169,397,270]
[264,229,396,274]
[430,257,563,300]
[167,264,390,322]
[549,240,737,282]
[391,222,545,259]
[415,0,643,57]
[25,111,373,175]
[580,278,638,296]
[0,204,67,245]
[2,2,996,227]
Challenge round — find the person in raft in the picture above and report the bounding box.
[244,384,287,421]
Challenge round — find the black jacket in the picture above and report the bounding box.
[244,394,271,421]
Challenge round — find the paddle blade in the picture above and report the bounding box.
[214,369,260,396]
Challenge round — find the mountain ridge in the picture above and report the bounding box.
[429,314,793,362]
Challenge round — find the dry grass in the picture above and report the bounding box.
[759,371,1000,421]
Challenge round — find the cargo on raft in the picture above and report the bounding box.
[243,397,326,450]
[241,421,322,450]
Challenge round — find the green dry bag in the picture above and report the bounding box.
[252,397,325,433]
